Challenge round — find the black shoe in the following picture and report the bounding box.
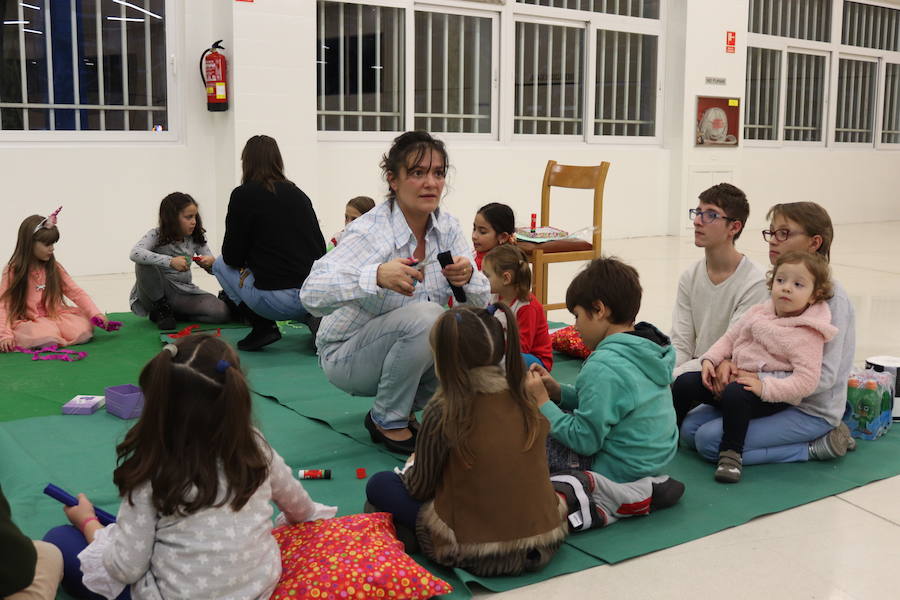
[236,304,281,351]
[364,411,416,455]
[650,477,685,510]
[149,298,177,330]
[217,290,244,324]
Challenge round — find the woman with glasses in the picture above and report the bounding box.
[680,202,856,466]
[670,184,768,381]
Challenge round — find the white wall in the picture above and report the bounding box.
[3,0,898,279]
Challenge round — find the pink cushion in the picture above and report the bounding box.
[271,512,452,600]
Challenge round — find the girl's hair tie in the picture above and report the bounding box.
[454,312,463,323]
[216,359,231,373]
[486,303,499,316]
[162,344,178,357]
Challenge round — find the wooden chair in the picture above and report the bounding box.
[519,160,611,311]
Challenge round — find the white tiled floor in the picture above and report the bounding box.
[80,222,900,600]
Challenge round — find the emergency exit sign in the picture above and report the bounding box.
[726,31,736,53]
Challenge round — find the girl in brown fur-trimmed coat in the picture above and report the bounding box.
[365,304,568,577]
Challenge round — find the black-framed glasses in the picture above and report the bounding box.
[689,208,738,225]
[762,228,804,242]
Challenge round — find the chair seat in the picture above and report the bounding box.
[518,239,593,254]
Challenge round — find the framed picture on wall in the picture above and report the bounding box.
[695,96,740,147]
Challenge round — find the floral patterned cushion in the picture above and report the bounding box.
[551,325,591,359]
[271,512,452,600]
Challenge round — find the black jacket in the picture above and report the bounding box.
[0,484,36,596]
[222,181,326,290]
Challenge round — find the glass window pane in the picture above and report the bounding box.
[784,52,825,142]
[516,0,659,20]
[515,21,584,136]
[748,0,831,42]
[883,64,900,144]
[594,29,656,137]
[744,47,781,141]
[835,58,876,143]
[414,12,492,134]
[317,1,404,132]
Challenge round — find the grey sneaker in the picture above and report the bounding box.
[715,450,743,483]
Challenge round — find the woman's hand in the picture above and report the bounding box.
[0,338,14,352]
[197,255,215,270]
[528,363,561,403]
[169,255,189,272]
[376,258,424,297]
[736,372,762,396]
[441,256,474,287]
[525,370,551,407]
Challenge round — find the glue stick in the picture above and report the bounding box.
[298,469,332,480]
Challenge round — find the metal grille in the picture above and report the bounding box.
[785,52,826,141]
[744,47,781,140]
[883,63,900,144]
[835,57,877,143]
[748,0,831,42]
[0,0,168,132]
[842,1,900,51]
[594,29,656,136]
[514,21,584,135]
[414,12,492,134]
[516,0,659,19]
[317,1,404,132]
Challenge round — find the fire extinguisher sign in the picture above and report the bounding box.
[726,31,736,54]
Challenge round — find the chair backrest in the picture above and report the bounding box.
[540,160,611,252]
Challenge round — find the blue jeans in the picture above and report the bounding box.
[212,257,308,322]
[320,302,442,430]
[43,525,131,600]
[681,404,834,464]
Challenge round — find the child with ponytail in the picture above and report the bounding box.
[0,210,114,352]
[43,336,335,600]
[483,244,553,370]
[365,304,568,576]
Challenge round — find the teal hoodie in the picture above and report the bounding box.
[540,323,678,483]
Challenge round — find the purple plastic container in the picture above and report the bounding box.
[105,384,143,419]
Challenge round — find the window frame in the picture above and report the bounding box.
[0,0,179,143]
[746,0,900,151]
[508,1,665,145]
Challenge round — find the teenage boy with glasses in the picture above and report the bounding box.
[670,183,768,387]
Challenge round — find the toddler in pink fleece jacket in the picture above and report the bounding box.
[673,251,837,483]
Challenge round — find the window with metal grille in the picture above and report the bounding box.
[514,21,584,135]
[317,1,404,132]
[842,1,900,51]
[0,0,168,132]
[516,0,659,19]
[414,11,492,134]
[835,57,877,143]
[785,52,826,141]
[748,0,831,41]
[744,47,781,141]
[882,63,900,144]
[594,29,656,136]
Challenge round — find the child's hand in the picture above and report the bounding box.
[528,363,560,402]
[525,370,551,407]
[64,493,97,528]
[170,256,189,272]
[197,255,215,270]
[701,360,717,392]
[0,338,13,352]
[714,360,737,395]
[736,372,762,396]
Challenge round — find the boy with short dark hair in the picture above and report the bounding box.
[671,183,768,380]
[525,257,678,483]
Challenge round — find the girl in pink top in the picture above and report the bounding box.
[0,212,111,352]
[673,251,837,483]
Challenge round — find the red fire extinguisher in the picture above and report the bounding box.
[201,40,228,112]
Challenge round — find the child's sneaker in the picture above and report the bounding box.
[715,450,743,483]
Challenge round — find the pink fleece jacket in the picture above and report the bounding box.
[702,300,837,404]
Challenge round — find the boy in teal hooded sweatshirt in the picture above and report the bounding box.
[526,257,679,483]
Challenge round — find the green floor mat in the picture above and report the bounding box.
[0,313,243,422]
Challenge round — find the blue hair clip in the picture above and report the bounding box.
[486,303,499,316]
[454,312,463,323]
[216,359,231,373]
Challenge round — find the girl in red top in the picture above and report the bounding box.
[483,244,553,370]
[471,203,515,270]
